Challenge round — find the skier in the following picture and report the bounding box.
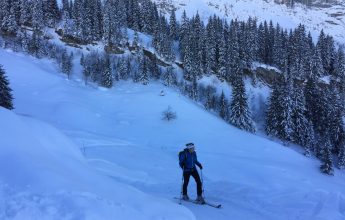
[179,142,205,204]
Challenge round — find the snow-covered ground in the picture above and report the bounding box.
[1,48,345,219]
[154,0,345,45]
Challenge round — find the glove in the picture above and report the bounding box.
[179,163,184,169]
[198,164,203,170]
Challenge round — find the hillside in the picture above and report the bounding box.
[1,48,345,219]
[153,0,345,44]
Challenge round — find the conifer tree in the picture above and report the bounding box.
[0,65,14,110]
[169,9,178,40]
[266,80,282,138]
[320,139,334,175]
[327,84,345,153]
[179,10,189,60]
[291,85,315,150]
[118,57,131,80]
[20,0,33,26]
[229,76,256,132]
[218,32,228,80]
[219,90,228,121]
[204,86,216,111]
[266,70,294,142]
[32,0,44,33]
[338,144,345,169]
[1,2,18,35]
[61,50,73,79]
[138,55,149,85]
[163,66,177,87]
[43,0,60,27]
[100,55,113,88]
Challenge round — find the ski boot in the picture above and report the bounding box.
[182,194,190,201]
[196,196,205,204]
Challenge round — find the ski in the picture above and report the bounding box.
[205,201,221,208]
[173,197,221,208]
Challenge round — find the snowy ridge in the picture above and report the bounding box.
[1,48,345,219]
[153,0,345,44]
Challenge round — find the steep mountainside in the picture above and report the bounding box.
[153,0,345,44]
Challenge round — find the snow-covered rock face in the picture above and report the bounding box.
[153,0,345,44]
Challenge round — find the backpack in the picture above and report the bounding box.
[178,149,187,167]
[178,149,186,159]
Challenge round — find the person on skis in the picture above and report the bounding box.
[179,142,205,204]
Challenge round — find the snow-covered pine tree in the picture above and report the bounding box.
[266,68,294,143]
[179,10,189,61]
[169,9,178,40]
[190,77,198,101]
[28,32,41,57]
[183,44,194,81]
[147,56,160,80]
[204,85,216,111]
[304,58,327,153]
[320,139,334,175]
[266,80,282,138]
[218,32,228,80]
[205,17,217,75]
[163,66,177,87]
[335,47,345,100]
[266,20,275,65]
[273,25,285,69]
[138,55,149,85]
[103,0,117,45]
[247,17,258,65]
[218,90,228,121]
[132,31,139,49]
[61,0,70,18]
[327,83,345,154]
[117,57,131,80]
[291,84,315,152]
[229,76,256,133]
[338,143,345,169]
[100,54,113,88]
[255,22,264,63]
[61,50,73,79]
[43,0,60,27]
[127,0,140,31]
[189,12,203,78]
[0,65,14,110]
[20,0,32,27]
[1,1,18,35]
[278,70,294,142]
[228,24,241,84]
[32,0,44,33]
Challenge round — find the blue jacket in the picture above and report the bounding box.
[179,149,202,171]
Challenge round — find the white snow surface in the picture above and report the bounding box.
[154,0,345,45]
[1,48,345,219]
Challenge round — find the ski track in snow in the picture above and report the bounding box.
[1,48,345,219]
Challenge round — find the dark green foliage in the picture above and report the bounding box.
[163,66,177,87]
[0,65,14,110]
[61,50,73,79]
[218,91,228,121]
[320,140,334,176]
[229,76,256,133]
[100,55,113,88]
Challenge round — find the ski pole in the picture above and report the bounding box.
[179,169,184,204]
[201,169,206,199]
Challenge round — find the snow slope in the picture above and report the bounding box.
[154,0,345,45]
[1,48,345,219]
[0,50,193,220]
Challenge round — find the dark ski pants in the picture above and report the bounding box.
[183,169,202,196]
